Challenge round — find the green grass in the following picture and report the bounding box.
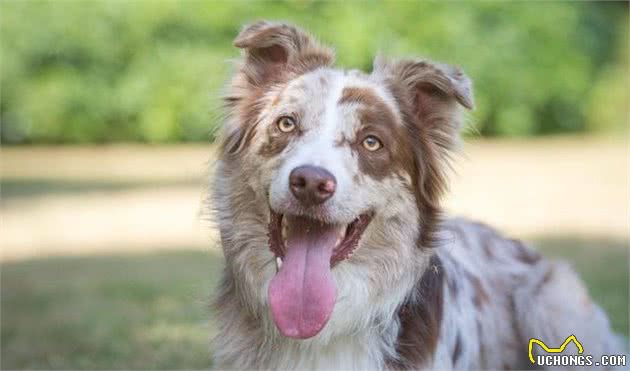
[1,250,222,370]
[1,239,627,369]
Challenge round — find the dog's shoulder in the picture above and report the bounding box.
[438,217,542,271]
[428,218,545,368]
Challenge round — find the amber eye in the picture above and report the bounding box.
[276,116,296,133]
[362,135,383,151]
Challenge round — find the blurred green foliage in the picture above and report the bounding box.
[1,1,627,143]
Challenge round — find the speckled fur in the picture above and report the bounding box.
[209,21,623,370]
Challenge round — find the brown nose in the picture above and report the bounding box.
[289,165,336,206]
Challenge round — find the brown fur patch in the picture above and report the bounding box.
[338,86,387,107]
[482,243,495,258]
[338,86,415,183]
[387,254,444,369]
[534,267,555,293]
[258,119,303,157]
[481,232,496,258]
[469,273,490,309]
[512,239,541,265]
[447,274,459,296]
[452,332,463,364]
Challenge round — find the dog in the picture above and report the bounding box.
[210,21,623,370]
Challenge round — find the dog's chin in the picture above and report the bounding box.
[266,207,373,339]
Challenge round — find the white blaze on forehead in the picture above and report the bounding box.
[272,70,349,210]
[299,71,346,164]
[286,70,398,165]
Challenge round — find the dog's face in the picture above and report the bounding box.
[217,21,473,340]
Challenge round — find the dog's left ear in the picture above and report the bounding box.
[373,57,473,137]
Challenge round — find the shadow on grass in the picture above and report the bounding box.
[0,178,200,200]
[1,249,223,370]
[1,236,627,369]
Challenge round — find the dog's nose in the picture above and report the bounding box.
[289,165,336,206]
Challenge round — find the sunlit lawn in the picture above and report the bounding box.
[1,238,627,369]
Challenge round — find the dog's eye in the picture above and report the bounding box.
[362,135,383,151]
[276,116,296,133]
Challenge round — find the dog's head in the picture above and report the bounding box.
[215,21,473,340]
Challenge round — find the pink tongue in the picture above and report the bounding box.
[268,216,338,339]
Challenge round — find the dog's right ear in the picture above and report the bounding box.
[220,21,334,156]
[233,21,335,87]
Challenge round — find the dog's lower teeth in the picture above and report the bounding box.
[276,257,283,271]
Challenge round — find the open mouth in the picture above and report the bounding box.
[267,209,373,339]
[268,209,373,268]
